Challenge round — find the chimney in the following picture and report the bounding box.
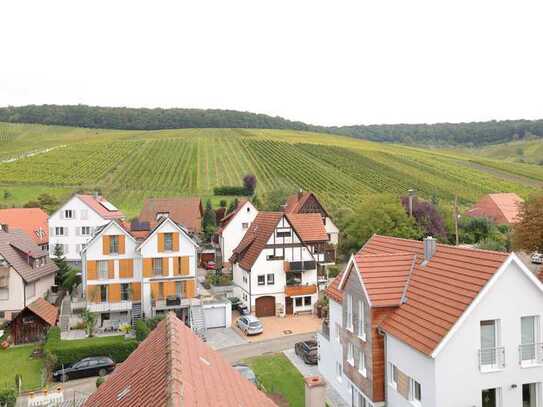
[407,188,416,217]
[423,236,437,262]
[298,188,303,201]
[0,224,8,233]
[304,376,326,407]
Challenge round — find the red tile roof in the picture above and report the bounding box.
[26,297,58,326]
[0,208,49,245]
[465,193,523,225]
[327,235,508,356]
[84,313,276,407]
[284,192,313,214]
[77,195,124,220]
[285,213,328,242]
[139,197,203,233]
[217,198,249,236]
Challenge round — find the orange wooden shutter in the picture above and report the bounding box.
[118,235,126,255]
[143,258,153,277]
[157,233,164,252]
[180,257,190,275]
[108,260,115,279]
[162,257,169,276]
[87,261,97,280]
[172,257,180,275]
[87,286,100,303]
[164,281,176,297]
[119,259,133,278]
[185,280,196,298]
[109,284,121,303]
[150,282,160,300]
[131,282,141,301]
[103,236,110,255]
[172,233,179,251]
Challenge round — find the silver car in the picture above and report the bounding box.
[237,315,264,336]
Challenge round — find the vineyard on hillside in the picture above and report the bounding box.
[0,123,539,217]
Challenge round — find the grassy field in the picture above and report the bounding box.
[0,345,45,391]
[245,353,304,407]
[0,122,541,217]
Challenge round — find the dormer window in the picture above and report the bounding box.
[164,233,173,251]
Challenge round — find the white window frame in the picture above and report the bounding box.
[482,387,502,407]
[64,209,73,219]
[358,300,366,341]
[389,363,398,390]
[409,378,422,405]
[242,222,249,229]
[520,315,541,367]
[480,319,503,372]
[336,361,343,383]
[81,226,91,236]
[335,322,340,343]
[98,261,108,280]
[347,343,354,366]
[359,351,367,377]
[55,227,65,236]
[346,294,353,331]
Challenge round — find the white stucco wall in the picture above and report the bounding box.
[49,196,111,262]
[325,217,339,245]
[0,267,25,315]
[433,258,543,407]
[221,201,257,262]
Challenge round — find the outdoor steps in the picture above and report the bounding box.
[190,304,207,342]
[131,302,143,329]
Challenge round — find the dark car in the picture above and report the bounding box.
[295,340,318,365]
[53,357,116,382]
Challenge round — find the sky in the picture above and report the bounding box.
[1,0,542,127]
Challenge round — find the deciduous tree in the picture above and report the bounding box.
[512,195,543,252]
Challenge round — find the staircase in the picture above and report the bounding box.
[190,303,207,342]
[131,302,143,329]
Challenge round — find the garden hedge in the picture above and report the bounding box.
[44,327,138,369]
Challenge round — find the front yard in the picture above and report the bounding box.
[0,345,44,391]
[244,353,305,407]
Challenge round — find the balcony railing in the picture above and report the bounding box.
[87,301,133,313]
[284,261,316,272]
[519,343,543,366]
[478,347,505,371]
[153,296,191,310]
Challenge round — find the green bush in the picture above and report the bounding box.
[96,377,105,388]
[0,388,16,407]
[327,266,341,278]
[135,320,150,342]
[213,186,249,196]
[44,327,137,369]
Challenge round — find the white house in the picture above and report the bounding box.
[230,212,330,317]
[48,194,124,267]
[216,199,258,267]
[81,217,199,327]
[0,229,57,321]
[319,235,543,407]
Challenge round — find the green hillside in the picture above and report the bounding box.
[0,122,540,217]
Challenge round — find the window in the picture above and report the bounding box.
[109,235,119,254]
[358,300,366,340]
[346,294,353,331]
[25,282,36,299]
[80,209,88,220]
[64,210,73,219]
[156,212,169,220]
[152,258,163,275]
[276,229,291,238]
[98,261,108,280]
[347,343,354,365]
[176,281,183,297]
[0,287,8,301]
[336,361,343,382]
[410,379,422,403]
[304,296,312,306]
[480,320,502,370]
[81,226,91,236]
[520,316,540,364]
[482,388,501,407]
[522,383,541,407]
[389,363,398,389]
[359,351,366,376]
[257,275,265,285]
[335,322,340,342]
[295,297,303,307]
[267,274,274,285]
[266,255,284,261]
[121,283,130,301]
[164,233,173,251]
[55,227,65,236]
[352,386,368,407]
[242,222,249,229]
[100,285,108,302]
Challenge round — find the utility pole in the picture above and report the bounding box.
[408,189,416,218]
[454,194,459,246]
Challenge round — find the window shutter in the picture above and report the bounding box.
[172,257,180,275]
[172,233,179,251]
[150,282,160,300]
[119,259,133,279]
[118,235,125,255]
[185,280,196,298]
[107,260,115,279]
[109,284,121,303]
[162,257,169,276]
[131,282,141,301]
[180,257,190,275]
[157,233,165,252]
[87,261,97,280]
[165,281,176,297]
[103,236,110,255]
[143,258,153,277]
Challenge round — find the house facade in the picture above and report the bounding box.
[217,199,258,267]
[0,208,49,252]
[0,229,57,321]
[81,217,198,327]
[230,212,329,317]
[319,235,543,407]
[48,194,124,266]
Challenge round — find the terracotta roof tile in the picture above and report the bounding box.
[84,313,276,407]
[283,192,330,218]
[139,197,203,233]
[285,213,328,242]
[26,297,58,326]
[217,198,249,236]
[465,192,523,225]
[77,195,124,220]
[0,208,49,245]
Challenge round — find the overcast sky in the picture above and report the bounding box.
[1,0,542,126]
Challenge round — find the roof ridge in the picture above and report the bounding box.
[355,252,415,258]
[400,255,417,304]
[166,314,184,407]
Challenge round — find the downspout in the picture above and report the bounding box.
[249,269,252,313]
[378,327,388,405]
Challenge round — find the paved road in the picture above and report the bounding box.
[218,332,316,362]
[16,376,96,407]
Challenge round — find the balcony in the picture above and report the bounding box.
[478,347,505,372]
[519,343,543,366]
[284,261,316,272]
[285,284,317,297]
[153,296,192,310]
[87,301,133,313]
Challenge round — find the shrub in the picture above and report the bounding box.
[135,320,150,342]
[96,377,105,388]
[0,388,16,407]
[44,327,137,369]
[327,266,341,278]
[213,186,248,196]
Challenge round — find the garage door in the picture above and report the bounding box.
[204,305,226,328]
[255,296,276,317]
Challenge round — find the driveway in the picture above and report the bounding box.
[232,314,322,342]
[206,327,247,350]
[16,376,97,407]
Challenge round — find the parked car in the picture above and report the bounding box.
[53,357,116,382]
[531,253,543,264]
[236,315,264,336]
[232,363,258,385]
[238,304,250,315]
[295,340,318,365]
[205,261,217,270]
